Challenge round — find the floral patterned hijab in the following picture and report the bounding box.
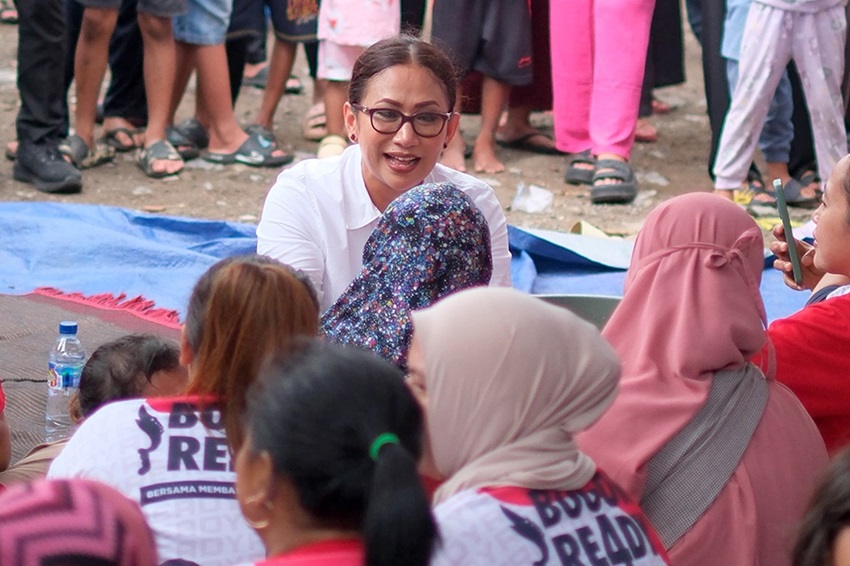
[322,182,492,370]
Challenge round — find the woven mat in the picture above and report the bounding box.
[0,294,179,464]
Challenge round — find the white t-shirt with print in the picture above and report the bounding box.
[49,396,263,566]
[431,473,669,566]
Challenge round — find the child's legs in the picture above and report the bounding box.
[792,6,847,184]
[759,70,793,165]
[137,11,178,145]
[255,39,297,127]
[173,0,245,150]
[550,0,592,153]
[589,0,655,159]
[75,5,119,147]
[725,58,794,166]
[256,0,317,127]
[713,4,792,189]
[474,76,510,172]
[318,42,362,138]
[195,43,248,149]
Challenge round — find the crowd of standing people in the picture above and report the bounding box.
[8,0,850,208]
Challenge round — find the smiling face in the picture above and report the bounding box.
[345,63,459,211]
[812,156,850,276]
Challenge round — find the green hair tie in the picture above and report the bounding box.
[369,432,400,461]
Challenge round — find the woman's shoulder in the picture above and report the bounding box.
[769,291,850,343]
[270,150,354,198]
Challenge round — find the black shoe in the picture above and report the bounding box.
[14,143,82,194]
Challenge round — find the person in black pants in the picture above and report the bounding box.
[13,0,82,193]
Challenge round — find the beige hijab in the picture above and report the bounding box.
[411,287,620,504]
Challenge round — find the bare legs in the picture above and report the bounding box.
[74,7,117,149]
[473,76,509,173]
[255,39,297,128]
[138,11,182,175]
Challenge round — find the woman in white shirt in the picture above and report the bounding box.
[256,35,512,311]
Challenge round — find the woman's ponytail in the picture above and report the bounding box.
[365,441,437,566]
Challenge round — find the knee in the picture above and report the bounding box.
[137,12,172,42]
[80,8,117,43]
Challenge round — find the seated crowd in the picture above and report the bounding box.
[3,36,850,566]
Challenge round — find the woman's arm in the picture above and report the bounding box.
[256,179,327,304]
[465,185,512,287]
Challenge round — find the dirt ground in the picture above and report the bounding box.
[0,23,801,237]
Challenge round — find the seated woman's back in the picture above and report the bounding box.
[48,256,320,565]
[407,287,668,565]
[576,193,827,565]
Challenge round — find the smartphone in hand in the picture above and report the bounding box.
[774,178,804,286]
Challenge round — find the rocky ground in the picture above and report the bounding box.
[0,23,815,237]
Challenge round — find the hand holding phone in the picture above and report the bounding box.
[773,179,803,286]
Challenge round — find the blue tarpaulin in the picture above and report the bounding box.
[0,202,808,322]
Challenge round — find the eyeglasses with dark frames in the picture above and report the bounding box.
[351,103,454,138]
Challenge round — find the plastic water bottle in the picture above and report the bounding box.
[46,321,86,442]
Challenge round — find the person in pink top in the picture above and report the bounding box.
[577,192,829,565]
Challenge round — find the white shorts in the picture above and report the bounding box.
[317,41,366,82]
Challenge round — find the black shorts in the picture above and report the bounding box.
[431,0,533,86]
[229,0,319,42]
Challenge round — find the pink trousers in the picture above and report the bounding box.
[550,0,656,159]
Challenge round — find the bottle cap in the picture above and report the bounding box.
[58,321,78,335]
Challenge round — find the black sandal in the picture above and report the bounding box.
[138,139,183,179]
[59,134,115,169]
[591,159,638,204]
[783,177,820,208]
[565,150,595,185]
[175,118,209,150]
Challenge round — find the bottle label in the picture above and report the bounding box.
[48,362,82,389]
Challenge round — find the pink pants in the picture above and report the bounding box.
[550,0,656,159]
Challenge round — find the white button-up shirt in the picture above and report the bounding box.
[257,145,512,311]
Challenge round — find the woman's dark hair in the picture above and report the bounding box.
[72,334,181,421]
[183,254,319,451]
[349,35,458,111]
[243,340,437,566]
[793,448,850,565]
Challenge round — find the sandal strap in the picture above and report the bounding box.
[142,139,182,162]
[593,159,634,182]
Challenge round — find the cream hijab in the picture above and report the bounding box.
[411,287,620,504]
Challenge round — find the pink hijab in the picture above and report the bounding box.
[0,478,159,565]
[576,193,768,498]
[411,287,620,504]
